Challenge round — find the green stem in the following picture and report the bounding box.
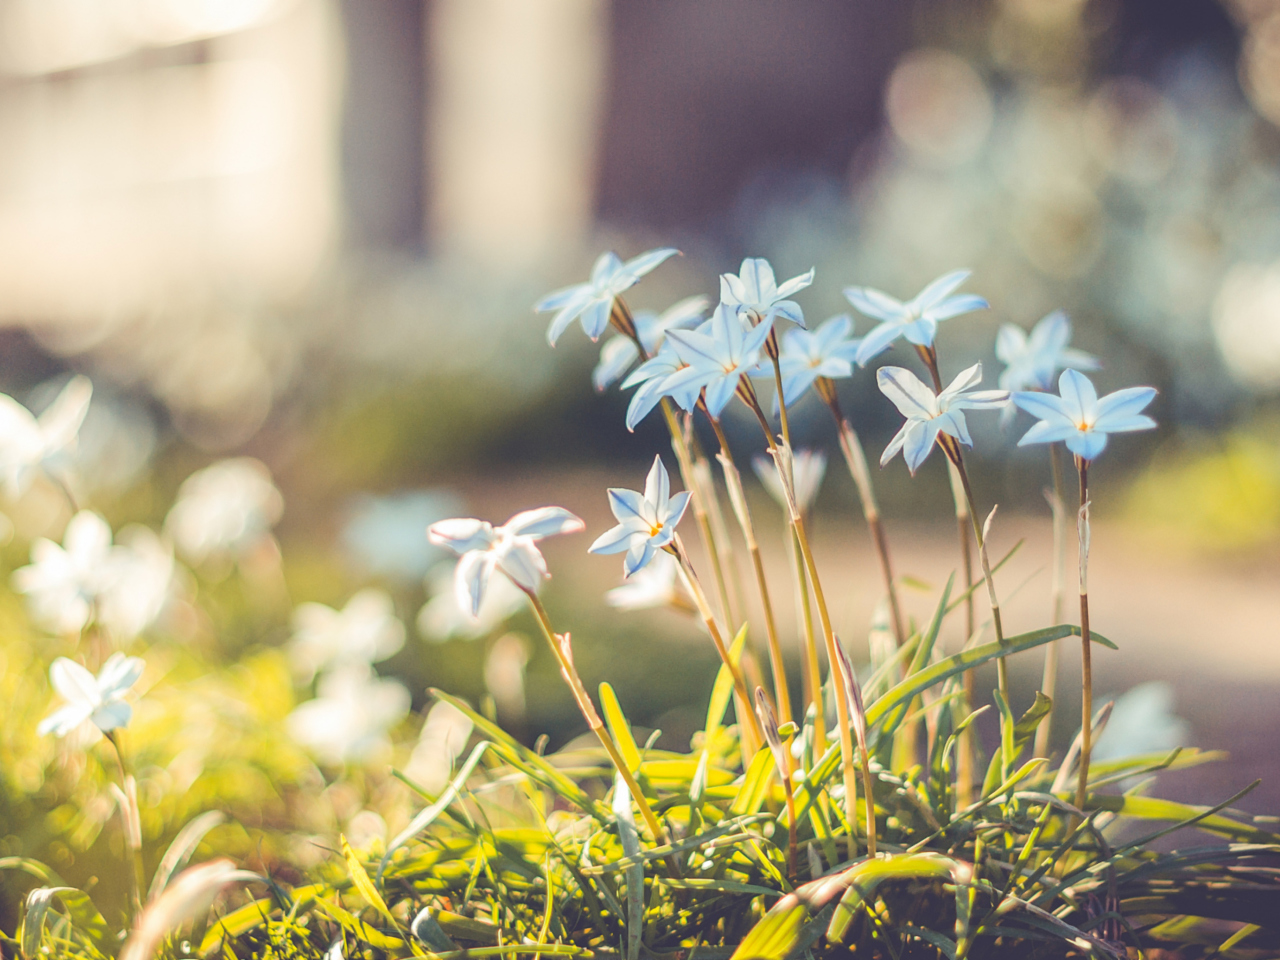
[523,590,669,847]
[1035,442,1069,759]
[1075,460,1093,814]
[104,732,144,920]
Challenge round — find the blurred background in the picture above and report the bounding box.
[1,0,1280,825]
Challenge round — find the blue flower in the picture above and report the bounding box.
[620,344,704,431]
[996,310,1099,393]
[662,304,773,419]
[1012,369,1156,461]
[589,456,691,577]
[720,258,815,330]
[593,295,709,392]
[776,314,863,406]
[534,247,680,346]
[428,507,584,615]
[877,363,1008,474]
[846,270,988,366]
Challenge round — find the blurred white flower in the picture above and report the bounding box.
[165,458,283,564]
[286,665,410,765]
[0,375,92,497]
[289,588,405,680]
[1092,682,1187,762]
[14,512,175,639]
[483,634,530,722]
[13,510,114,635]
[97,525,177,640]
[753,449,827,515]
[38,652,144,737]
[605,549,684,611]
[405,698,475,794]
[417,560,524,642]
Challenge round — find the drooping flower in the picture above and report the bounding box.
[605,549,683,610]
[846,270,988,366]
[996,310,1099,393]
[663,304,772,418]
[753,449,827,514]
[165,458,283,564]
[428,507,584,615]
[285,664,410,765]
[589,455,691,577]
[1013,368,1157,461]
[288,588,406,681]
[0,375,92,497]
[593,295,709,391]
[776,314,863,407]
[13,510,116,635]
[720,258,815,330]
[38,652,144,737]
[877,364,1009,474]
[534,247,680,346]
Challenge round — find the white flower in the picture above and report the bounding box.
[995,310,1099,393]
[97,525,176,640]
[0,375,91,497]
[663,304,772,418]
[593,295,709,391]
[605,549,682,610]
[288,588,406,680]
[38,653,144,737]
[846,270,988,365]
[752,449,827,514]
[165,458,283,564]
[535,247,680,346]
[720,257,815,330]
[13,511,115,635]
[428,507,584,616]
[417,560,525,642]
[877,363,1009,474]
[1012,368,1157,461]
[588,456,691,577]
[285,665,410,765]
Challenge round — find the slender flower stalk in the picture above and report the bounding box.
[834,643,877,859]
[104,732,145,919]
[814,378,906,647]
[737,386,859,858]
[704,411,792,724]
[1034,443,1069,759]
[1075,461,1092,812]
[667,537,764,753]
[523,591,670,846]
[755,688,797,881]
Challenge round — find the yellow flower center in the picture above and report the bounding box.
[649,521,664,538]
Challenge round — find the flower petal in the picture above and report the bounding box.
[623,537,655,578]
[96,653,144,699]
[428,518,495,555]
[498,538,549,590]
[910,269,971,311]
[1012,390,1071,424]
[588,523,635,556]
[642,455,669,514]
[594,337,639,391]
[1066,430,1109,461]
[578,298,613,342]
[662,490,691,530]
[854,321,905,366]
[1018,419,1079,446]
[38,702,93,737]
[1057,369,1098,424]
[903,420,942,475]
[455,550,497,617]
[877,367,937,419]
[843,286,906,323]
[543,288,594,346]
[775,267,816,300]
[1094,386,1157,428]
[607,488,649,525]
[703,374,739,419]
[622,247,680,279]
[880,422,910,467]
[92,700,132,733]
[50,658,99,707]
[927,293,988,322]
[503,507,585,540]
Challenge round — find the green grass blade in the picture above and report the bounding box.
[601,682,642,773]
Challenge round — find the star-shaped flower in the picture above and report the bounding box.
[1012,369,1156,461]
[589,456,691,576]
[776,314,863,407]
[593,295,709,391]
[846,270,988,366]
[0,375,92,497]
[428,507,584,615]
[13,510,116,635]
[720,258,815,330]
[289,588,406,681]
[38,652,144,737]
[534,247,680,346]
[996,310,1099,392]
[621,344,703,431]
[878,363,1009,474]
[663,304,772,418]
